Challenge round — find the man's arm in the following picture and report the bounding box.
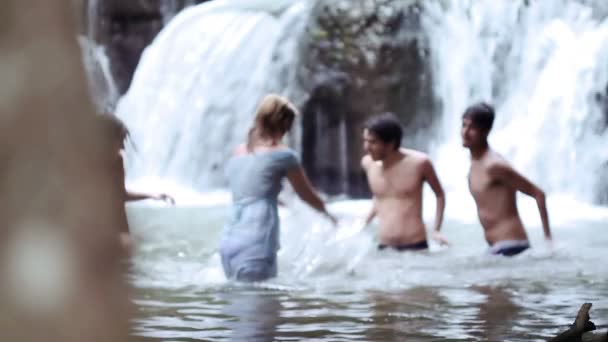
[421,158,448,245]
[488,162,552,240]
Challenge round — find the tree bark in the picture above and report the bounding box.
[0,1,133,341]
[550,303,607,342]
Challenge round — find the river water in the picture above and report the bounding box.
[126,198,608,341]
[92,0,608,340]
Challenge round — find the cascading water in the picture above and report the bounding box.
[79,38,120,113]
[422,0,608,211]
[115,0,310,195]
[112,0,608,210]
[79,0,214,113]
[80,0,608,287]
[93,3,608,339]
[78,0,119,112]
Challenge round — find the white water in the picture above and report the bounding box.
[104,0,608,295]
[109,2,608,339]
[113,0,608,213]
[115,0,309,192]
[423,0,608,206]
[112,0,608,244]
[78,38,120,113]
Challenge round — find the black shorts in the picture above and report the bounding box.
[378,240,429,251]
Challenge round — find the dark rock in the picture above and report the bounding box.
[82,0,211,98]
[298,0,439,197]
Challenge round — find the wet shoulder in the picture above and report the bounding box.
[400,148,431,169]
[482,151,511,174]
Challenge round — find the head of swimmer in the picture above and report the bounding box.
[461,102,495,150]
[246,94,297,151]
[363,112,402,161]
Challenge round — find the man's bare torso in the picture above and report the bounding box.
[468,150,528,245]
[363,149,428,245]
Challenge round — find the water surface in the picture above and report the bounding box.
[128,201,607,341]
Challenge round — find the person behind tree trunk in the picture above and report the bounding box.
[98,114,175,252]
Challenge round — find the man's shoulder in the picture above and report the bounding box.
[401,148,431,166]
[361,154,374,169]
[483,150,509,167]
[483,151,514,179]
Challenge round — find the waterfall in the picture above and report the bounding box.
[78,0,119,113]
[115,0,310,192]
[422,0,608,206]
[79,38,120,113]
[99,0,608,209]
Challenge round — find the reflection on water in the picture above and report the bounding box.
[128,205,608,341]
[365,288,446,341]
[471,286,521,341]
[220,289,282,341]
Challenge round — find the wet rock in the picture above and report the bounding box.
[298,0,439,197]
[81,0,211,97]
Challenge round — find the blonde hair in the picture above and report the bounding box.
[246,94,297,152]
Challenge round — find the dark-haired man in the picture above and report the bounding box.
[361,113,448,251]
[461,102,552,256]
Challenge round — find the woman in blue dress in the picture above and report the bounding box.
[220,94,337,282]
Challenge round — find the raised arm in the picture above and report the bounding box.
[421,158,448,246]
[287,166,336,224]
[488,162,551,240]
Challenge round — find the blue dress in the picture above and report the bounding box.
[220,149,299,282]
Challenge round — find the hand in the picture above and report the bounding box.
[431,230,450,246]
[157,193,175,205]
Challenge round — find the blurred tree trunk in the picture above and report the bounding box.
[0,1,133,341]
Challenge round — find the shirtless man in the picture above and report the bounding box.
[461,102,552,256]
[361,113,448,251]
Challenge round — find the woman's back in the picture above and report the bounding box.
[218,94,333,282]
[225,148,298,201]
[220,147,299,282]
